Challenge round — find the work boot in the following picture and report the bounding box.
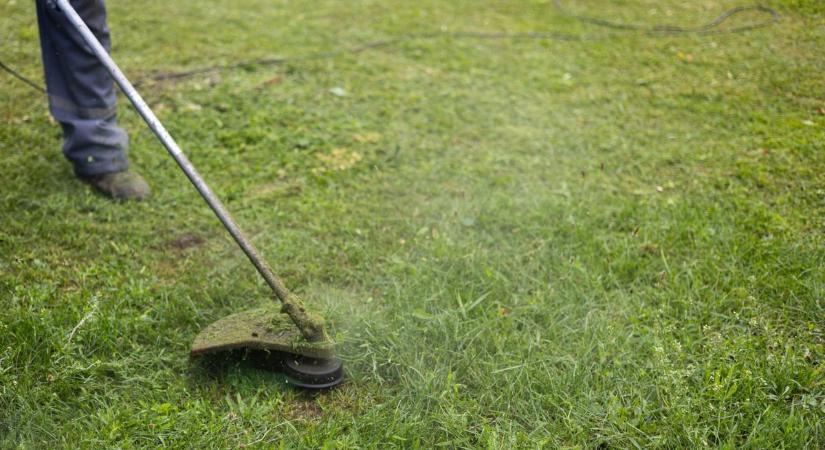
[80,170,151,201]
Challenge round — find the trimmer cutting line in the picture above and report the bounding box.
[54,0,343,389]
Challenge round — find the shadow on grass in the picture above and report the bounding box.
[189,349,345,396]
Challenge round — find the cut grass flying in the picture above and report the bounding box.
[33,0,781,391]
[54,0,343,389]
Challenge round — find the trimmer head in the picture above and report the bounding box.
[191,308,344,389]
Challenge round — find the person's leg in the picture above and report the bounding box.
[36,0,149,199]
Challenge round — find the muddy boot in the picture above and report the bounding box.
[81,170,151,201]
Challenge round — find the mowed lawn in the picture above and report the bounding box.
[1,0,824,448]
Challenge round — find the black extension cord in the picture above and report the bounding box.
[0,1,780,93]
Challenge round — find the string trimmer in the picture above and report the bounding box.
[54,0,343,389]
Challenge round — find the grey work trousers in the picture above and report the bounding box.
[36,0,129,176]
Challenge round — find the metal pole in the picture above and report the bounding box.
[54,0,326,341]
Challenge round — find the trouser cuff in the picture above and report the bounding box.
[71,151,129,177]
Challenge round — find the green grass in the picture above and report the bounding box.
[1,0,824,448]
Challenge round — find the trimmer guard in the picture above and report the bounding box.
[190,308,335,359]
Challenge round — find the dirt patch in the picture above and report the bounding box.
[165,233,206,251]
[285,401,324,421]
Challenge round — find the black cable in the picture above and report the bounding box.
[552,1,779,34]
[0,59,46,93]
[0,3,780,92]
[143,3,780,84]
[144,29,591,83]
